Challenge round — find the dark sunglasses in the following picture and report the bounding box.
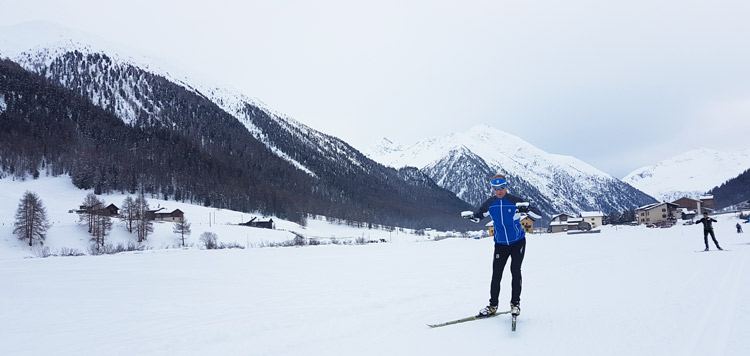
[492,183,507,191]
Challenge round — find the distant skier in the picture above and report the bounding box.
[462,174,528,319]
[737,223,743,233]
[696,212,722,251]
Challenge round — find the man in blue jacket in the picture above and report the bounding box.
[463,174,526,318]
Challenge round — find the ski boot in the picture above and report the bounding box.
[511,303,520,316]
[478,305,497,318]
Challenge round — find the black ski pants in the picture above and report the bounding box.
[704,229,720,249]
[489,238,525,308]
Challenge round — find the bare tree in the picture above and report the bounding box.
[119,196,137,233]
[173,217,192,247]
[14,191,51,247]
[92,208,113,247]
[134,192,153,243]
[79,193,101,234]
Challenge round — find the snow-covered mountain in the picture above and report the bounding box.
[0,22,473,230]
[0,22,317,174]
[367,125,657,220]
[623,147,750,202]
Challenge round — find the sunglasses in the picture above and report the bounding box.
[490,177,507,191]
[492,183,507,191]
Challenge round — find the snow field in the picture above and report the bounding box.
[1,176,749,355]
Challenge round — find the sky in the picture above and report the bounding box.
[1,0,749,178]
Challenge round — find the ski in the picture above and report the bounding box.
[427,310,511,328]
[695,249,730,252]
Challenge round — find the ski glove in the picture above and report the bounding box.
[461,211,481,223]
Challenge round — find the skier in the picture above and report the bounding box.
[696,212,722,251]
[462,174,527,319]
[737,223,743,233]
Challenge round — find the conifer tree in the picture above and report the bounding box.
[14,191,51,247]
[173,217,191,247]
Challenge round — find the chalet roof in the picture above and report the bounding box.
[242,217,274,225]
[673,197,699,203]
[154,209,182,215]
[580,211,604,218]
[700,195,714,200]
[637,202,679,211]
[552,213,575,219]
[522,212,542,221]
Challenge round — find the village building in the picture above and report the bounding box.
[520,212,542,234]
[241,217,275,229]
[636,202,680,225]
[77,203,119,216]
[145,207,184,222]
[699,195,716,212]
[551,213,576,223]
[580,211,604,229]
[549,212,599,233]
[672,197,700,210]
[550,217,593,233]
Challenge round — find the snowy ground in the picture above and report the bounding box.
[1,176,749,355]
[0,175,439,261]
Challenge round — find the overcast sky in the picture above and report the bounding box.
[2,0,749,178]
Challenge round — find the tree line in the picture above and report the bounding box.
[13,189,193,249]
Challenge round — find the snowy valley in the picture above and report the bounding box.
[2,176,750,356]
[2,21,750,356]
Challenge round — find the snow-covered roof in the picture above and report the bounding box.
[522,212,542,221]
[700,195,714,200]
[580,211,604,218]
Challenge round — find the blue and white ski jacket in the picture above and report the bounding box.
[473,195,526,245]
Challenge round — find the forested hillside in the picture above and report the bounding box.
[710,168,750,209]
[0,59,473,230]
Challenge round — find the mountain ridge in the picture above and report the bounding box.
[623,147,750,202]
[366,126,657,221]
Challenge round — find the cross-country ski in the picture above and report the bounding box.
[428,310,512,328]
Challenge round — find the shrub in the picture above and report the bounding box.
[200,232,219,249]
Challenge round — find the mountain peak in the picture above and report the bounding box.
[365,124,654,220]
[623,147,750,201]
